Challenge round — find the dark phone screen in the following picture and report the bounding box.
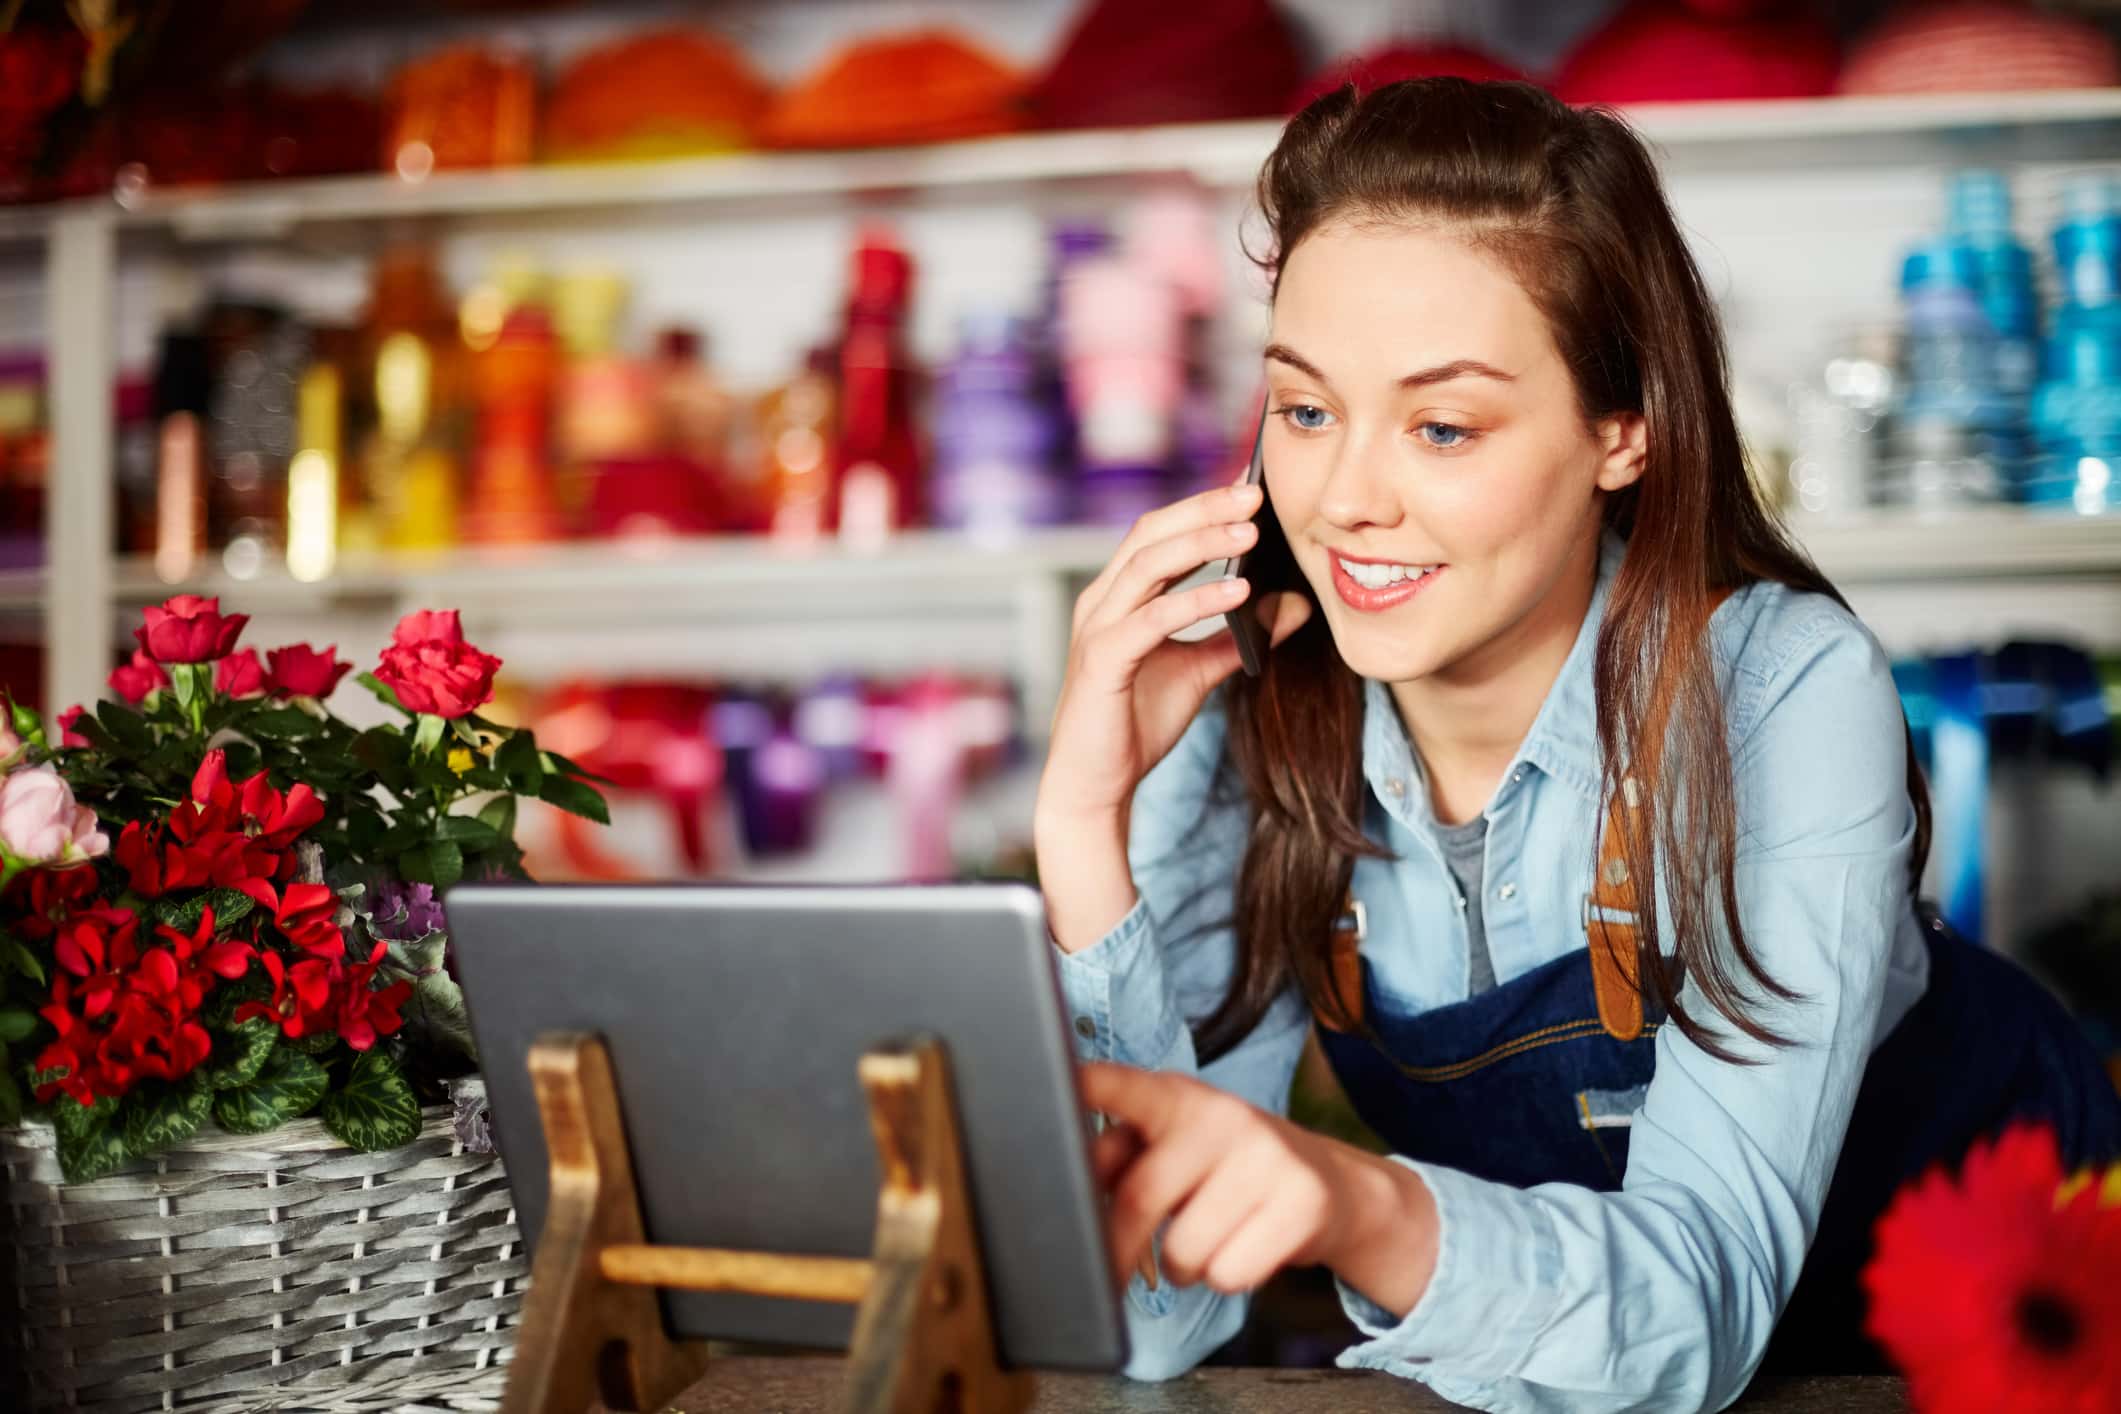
[1222,406,1299,674]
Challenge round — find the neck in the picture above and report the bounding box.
[1388,528,1602,826]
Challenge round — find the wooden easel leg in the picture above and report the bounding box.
[502,1033,713,1414]
[844,1039,1035,1414]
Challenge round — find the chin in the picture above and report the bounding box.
[1318,610,1452,686]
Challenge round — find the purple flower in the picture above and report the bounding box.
[368,877,445,941]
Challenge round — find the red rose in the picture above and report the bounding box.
[107,649,171,704]
[266,642,351,700]
[56,704,90,748]
[222,649,269,697]
[375,608,502,719]
[133,594,248,664]
[214,648,268,699]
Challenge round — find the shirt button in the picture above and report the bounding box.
[1073,1016,1097,1040]
[1454,894,1468,911]
[1511,767,1526,784]
[1384,777,1406,798]
[1497,882,1518,901]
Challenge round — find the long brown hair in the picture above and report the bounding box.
[1195,78,1933,1067]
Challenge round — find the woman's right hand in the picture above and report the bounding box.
[1035,482,1313,950]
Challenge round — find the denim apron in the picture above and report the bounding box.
[1312,747,2121,1373]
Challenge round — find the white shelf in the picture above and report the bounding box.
[108,527,1125,611]
[80,509,2121,614]
[1793,509,2121,581]
[4,89,2121,243]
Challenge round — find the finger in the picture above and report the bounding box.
[1073,482,1263,633]
[1105,1126,1221,1287]
[1139,587,1319,706]
[1078,1062,1188,1140]
[1198,1198,1305,1295]
[1078,578,1251,690]
[1156,1158,1271,1290]
[1080,519,1260,637]
[1092,1122,1145,1188]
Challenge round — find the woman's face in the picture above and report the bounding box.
[1263,220,1644,690]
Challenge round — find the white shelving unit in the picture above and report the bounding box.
[16,90,2121,725]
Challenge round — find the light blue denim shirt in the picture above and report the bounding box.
[1054,529,1931,1412]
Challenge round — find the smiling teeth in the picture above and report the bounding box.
[1337,557,1437,590]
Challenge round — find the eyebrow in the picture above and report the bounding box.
[1263,343,1517,390]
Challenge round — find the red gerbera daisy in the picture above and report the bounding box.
[1864,1122,2121,1413]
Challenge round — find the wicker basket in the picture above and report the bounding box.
[0,1100,528,1414]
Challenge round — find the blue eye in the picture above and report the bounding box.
[1419,422,1472,448]
[1276,404,1335,432]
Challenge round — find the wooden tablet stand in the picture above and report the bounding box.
[502,1031,1035,1414]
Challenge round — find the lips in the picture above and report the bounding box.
[1328,553,1446,612]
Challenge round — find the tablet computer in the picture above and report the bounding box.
[443,880,1130,1373]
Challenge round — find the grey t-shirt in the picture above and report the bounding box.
[1435,814,1497,996]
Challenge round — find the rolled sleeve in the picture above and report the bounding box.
[1335,1156,1564,1380]
[1054,895,1189,1069]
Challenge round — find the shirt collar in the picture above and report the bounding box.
[1361,528,1621,817]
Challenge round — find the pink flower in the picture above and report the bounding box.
[133,594,248,664]
[56,705,90,750]
[0,765,108,865]
[266,642,351,700]
[214,648,268,699]
[375,608,502,719]
[107,649,171,704]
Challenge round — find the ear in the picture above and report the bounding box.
[1593,412,1647,493]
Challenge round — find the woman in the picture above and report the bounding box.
[1035,78,2121,1410]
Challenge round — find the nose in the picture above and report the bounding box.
[1314,430,1403,535]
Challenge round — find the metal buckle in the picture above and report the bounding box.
[1336,897,1368,941]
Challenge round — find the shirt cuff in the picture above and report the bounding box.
[1051,895,1187,1070]
[1332,1156,1563,1381]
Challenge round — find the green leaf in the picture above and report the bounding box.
[123,1077,212,1158]
[353,727,411,794]
[5,935,46,986]
[148,886,256,935]
[289,1029,341,1055]
[357,671,410,715]
[537,771,610,825]
[411,713,446,758]
[432,839,464,889]
[476,794,517,841]
[219,740,264,782]
[66,714,119,753]
[0,1006,34,1044]
[94,701,155,752]
[541,747,617,788]
[432,815,500,850]
[200,1018,279,1091]
[203,969,272,1027]
[448,716,483,747]
[319,1049,422,1152]
[495,730,542,793]
[172,662,202,711]
[246,707,322,740]
[53,1094,133,1184]
[212,1047,329,1134]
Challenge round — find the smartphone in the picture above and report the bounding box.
[1221,404,1295,676]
